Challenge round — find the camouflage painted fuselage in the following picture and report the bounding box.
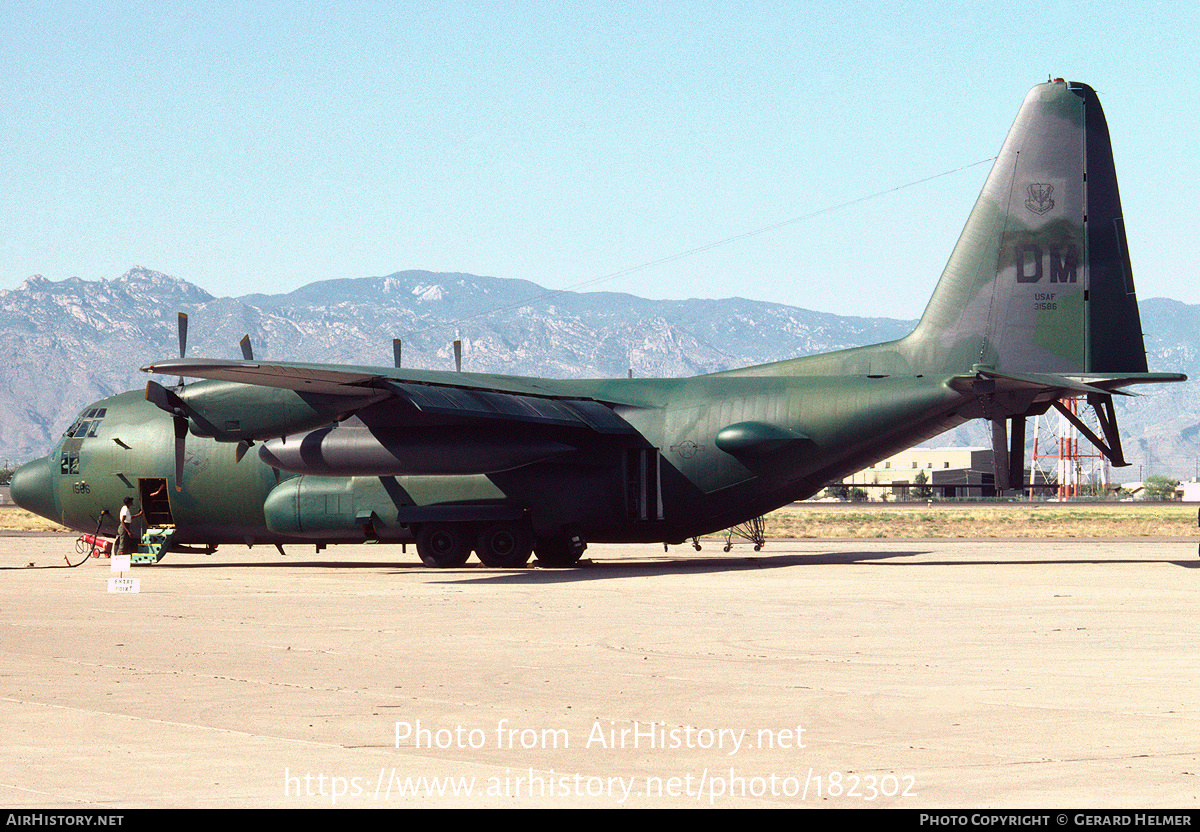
[11,81,1183,561]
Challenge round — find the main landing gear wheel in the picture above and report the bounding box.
[416,523,472,568]
[475,522,534,568]
[535,535,583,568]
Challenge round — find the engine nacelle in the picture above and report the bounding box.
[258,425,575,476]
[175,380,371,442]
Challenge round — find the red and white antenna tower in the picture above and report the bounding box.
[1028,396,1110,500]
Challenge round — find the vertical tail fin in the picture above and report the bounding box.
[904,80,1148,375]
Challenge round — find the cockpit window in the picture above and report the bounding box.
[65,408,107,439]
[61,406,107,476]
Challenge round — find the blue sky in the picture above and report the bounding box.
[1,1,1196,320]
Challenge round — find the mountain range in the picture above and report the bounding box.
[1,267,1195,481]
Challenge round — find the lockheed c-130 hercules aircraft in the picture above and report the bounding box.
[10,80,1186,567]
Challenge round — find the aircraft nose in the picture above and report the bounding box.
[10,456,58,523]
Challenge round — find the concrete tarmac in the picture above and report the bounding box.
[1,533,1198,808]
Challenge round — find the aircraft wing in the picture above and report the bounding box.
[143,357,629,398]
[142,357,396,397]
[141,357,641,438]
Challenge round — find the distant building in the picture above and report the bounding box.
[843,447,1048,500]
[1135,480,1190,501]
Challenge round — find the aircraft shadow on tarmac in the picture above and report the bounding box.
[42,546,920,580]
[440,549,928,583]
[438,549,1200,583]
[11,544,1199,576]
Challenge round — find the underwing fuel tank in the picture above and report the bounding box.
[258,425,576,476]
[262,474,525,538]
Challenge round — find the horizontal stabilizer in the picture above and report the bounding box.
[1059,372,1188,392]
[950,367,1186,398]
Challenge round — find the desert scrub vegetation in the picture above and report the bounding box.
[758,503,1198,539]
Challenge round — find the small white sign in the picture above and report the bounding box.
[111,554,131,573]
[108,577,140,594]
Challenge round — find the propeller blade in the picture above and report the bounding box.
[392,338,402,369]
[145,379,184,415]
[146,380,190,491]
[173,411,188,492]
[235,440,251,463]
[453,339,462,372]
[176,312,189,388]
[240,334,254,361]
[178,312,188,358]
